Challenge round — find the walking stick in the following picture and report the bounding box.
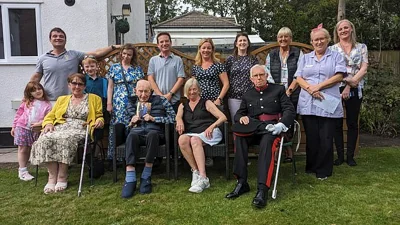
[272,136,284,199]
[78,123,91,197]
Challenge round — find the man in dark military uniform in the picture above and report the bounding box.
[226,64,295,208]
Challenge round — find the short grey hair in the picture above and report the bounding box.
[184,77,201,98]
[277,27,293,38]
[249,64,266,78]
[310,28,331,44]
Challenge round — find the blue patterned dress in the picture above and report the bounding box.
[107,63,144,159]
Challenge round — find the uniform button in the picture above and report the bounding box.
[260,98,263,101]
[260,92,263,94]
[261,106,264,109]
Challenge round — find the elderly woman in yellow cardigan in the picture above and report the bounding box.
[31,73,104,194]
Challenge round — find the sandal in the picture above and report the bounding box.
[44,183,56,194]
[55,182,68,192]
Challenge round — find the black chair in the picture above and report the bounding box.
[34,128,104,187]
[112,123,170,183]
[174,121,230,180]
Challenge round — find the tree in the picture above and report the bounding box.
[337,0,346,21]
[146,0,182,24]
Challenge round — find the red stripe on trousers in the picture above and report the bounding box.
[266,136,281,188]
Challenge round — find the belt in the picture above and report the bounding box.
[258,114,279,122]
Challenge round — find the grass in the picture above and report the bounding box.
[1,147,400,225]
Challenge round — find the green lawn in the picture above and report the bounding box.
[1,147,399,225]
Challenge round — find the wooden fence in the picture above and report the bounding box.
[369,50,400,75]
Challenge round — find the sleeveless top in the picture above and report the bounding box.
[183,98,216,133]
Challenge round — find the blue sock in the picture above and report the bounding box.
[125,170,136,183]
[141,166,152,179]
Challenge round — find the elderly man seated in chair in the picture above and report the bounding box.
[226,64,295,208]
[121,80,176,199]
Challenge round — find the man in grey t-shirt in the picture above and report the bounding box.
[148,32,185,111]
[31,27,117,100]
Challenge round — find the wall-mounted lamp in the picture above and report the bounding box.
[111,3,131,23]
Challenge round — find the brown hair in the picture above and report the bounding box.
[156,32,172,43]
[120,43,138,66]
[67,73,86,85]
[82,55,97,65]
[49,27,66,40]
[233,32,252,58]
[194,38,219,66]
[23,81,49,107]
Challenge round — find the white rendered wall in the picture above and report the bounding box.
[0,0,145,127]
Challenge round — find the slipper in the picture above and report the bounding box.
[55,182,68,192]
[284,157,293,163]
[44,183,56,194]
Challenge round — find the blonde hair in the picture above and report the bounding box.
[194,38,219,66]
[333,19,357,47]
[184,77,201,98]
[82,55,97,65]
[310,28,331,44]
[277,27,293,38]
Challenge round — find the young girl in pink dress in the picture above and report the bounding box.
[11,82,52,181]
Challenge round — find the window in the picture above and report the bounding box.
[0,4,42,64]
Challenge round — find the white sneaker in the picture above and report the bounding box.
[205,157,214,167]
[19,171,34,181]
[188,177,210,193]
[191,170,200,187]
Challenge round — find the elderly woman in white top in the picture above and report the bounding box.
[295,24,346,180]
[331,19,368,167]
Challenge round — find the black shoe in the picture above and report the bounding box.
[252,190,267,208]
[347,158,357,166]
[139,177,152,194]
[225,182,250,199]
[334,158,344,166]
[121,181,137,199]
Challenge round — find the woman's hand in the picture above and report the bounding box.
[94,119,104,129]
[43,124,55,133]
[204,125,214,140]
[345,77,359,88]
[341,85,351,100]
[213,98,222,106]
[176,120,185,135]
[312,91,324,100]
[307,84,321,95]
[10,127,15,137]
[286,89,292,97]
[107,103,113,113]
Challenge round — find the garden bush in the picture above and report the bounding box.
[360,59,400,137]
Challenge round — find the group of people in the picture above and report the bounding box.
[11,18,367,209]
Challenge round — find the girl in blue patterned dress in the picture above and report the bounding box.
[106,43,144,159]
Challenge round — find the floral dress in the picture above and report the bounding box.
[192,62,226,101]
[30,95,89,165]
[106,63,144,159]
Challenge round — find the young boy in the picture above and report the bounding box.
[82,55,108,110]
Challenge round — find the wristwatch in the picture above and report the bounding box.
[111,45,116,50]
[169,91,174,96]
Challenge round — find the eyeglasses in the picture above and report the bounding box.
[70,82,85,87]
[252,73,266,78]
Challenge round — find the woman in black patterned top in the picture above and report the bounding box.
[225,32,259,122]
[192,38,229,167]
[192,38,229,107]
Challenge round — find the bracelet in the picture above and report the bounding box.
[111,45,116,50]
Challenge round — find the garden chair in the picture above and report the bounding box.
[174,121,230,180]
[111,123,171,183]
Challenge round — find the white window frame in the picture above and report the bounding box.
[0,4,42,64]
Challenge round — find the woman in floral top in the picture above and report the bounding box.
[331,19,368,167]
[106,43,144,159]
[225,32,258,123]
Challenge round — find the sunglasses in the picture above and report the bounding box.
[84,55,96,60]
[70,82,85,87]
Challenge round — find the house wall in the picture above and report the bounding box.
[0,0,145,128]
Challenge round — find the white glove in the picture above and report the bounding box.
[265,122,288,135]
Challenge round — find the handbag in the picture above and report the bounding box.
[119,66,137,117]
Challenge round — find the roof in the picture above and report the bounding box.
[153,11,241,29]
